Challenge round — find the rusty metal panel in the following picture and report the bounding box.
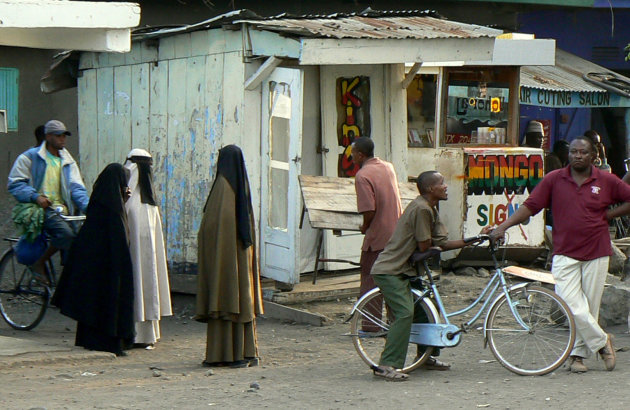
[235,16,501,40]
[521,49,630,92]
[132,10,501,42]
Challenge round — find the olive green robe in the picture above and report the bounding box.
[195,175,263,363]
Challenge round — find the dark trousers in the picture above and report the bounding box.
[43,208,76,250]
[360,249,383,332]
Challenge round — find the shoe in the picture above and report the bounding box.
[599,333,616,371]
[229,360,250,368]
[202,360,228,367]
[28,267,50,287]
[568,356,587,373]
[420,356,451,371]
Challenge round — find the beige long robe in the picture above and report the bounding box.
[195,175,263,363]
[124,162,172,345]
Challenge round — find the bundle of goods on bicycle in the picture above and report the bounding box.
[11,203,47,265]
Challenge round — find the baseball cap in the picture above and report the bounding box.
[44,120,71,136]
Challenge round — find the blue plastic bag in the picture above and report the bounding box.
[15,234,47,266]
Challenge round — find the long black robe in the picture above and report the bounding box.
[52,163,135,355]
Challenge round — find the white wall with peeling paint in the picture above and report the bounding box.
[78,28,261,274]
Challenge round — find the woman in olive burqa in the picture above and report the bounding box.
[195,145,263,368]
[52,163,135,356]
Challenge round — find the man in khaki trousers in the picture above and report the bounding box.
[491,136,630,373]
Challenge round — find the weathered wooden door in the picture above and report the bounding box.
[320,65,386,269]
[260,68,304,284]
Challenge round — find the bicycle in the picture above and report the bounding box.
[348,235,576,376]
[0,213,85,330]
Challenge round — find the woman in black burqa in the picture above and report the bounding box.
[52,163,135,356]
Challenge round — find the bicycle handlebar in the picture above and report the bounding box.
[410,234,501,266]
[463,234,501,252]
[51,206,86,222]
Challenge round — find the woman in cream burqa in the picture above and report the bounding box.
[195,145,263,368]
[52,163,134,356]
[124,149,172,348]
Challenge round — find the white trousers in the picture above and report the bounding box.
[552,255,608,358]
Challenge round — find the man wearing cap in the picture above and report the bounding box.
[522,120,545,149]
[8,120,89,282]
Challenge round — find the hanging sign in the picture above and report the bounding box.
[336,76,371,177]
[519,87,630,108]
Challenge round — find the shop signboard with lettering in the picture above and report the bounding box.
[463,147,545,246]
[519,88,630,108]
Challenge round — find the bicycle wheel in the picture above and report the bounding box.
[0,248,50,330]
[350,288,439,373]
[486,285,575,376]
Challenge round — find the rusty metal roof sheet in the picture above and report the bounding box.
[131,9,502,41]
[521,49,630,92]
[234,15,502,40]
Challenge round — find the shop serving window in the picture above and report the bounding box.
[442,67,517,146]
[407,73,437,148]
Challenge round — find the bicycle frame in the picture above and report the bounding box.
[3,238,57,289]
[408,247,532,348]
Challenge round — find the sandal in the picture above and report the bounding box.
[29,268,50,287]
[372,365,409,382]
[421,356,451,371]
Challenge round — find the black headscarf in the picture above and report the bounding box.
[128,156,157,206]
[88,163,130,228]
[206,145,253,248]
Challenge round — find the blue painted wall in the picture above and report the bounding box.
[518,8,630,172]
[519,9,630,72]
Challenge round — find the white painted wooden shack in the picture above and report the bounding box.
[77,10,555,285]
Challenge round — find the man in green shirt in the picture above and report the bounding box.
[370,171,488,381]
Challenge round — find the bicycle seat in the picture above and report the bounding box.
[410,248,441,263]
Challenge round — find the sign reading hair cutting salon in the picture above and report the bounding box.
[519,88,630,108]
[336,76,371,177]
[463,147,545,246]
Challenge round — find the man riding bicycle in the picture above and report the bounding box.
[7,120,89,284]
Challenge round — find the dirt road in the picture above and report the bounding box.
[1,276,630,409]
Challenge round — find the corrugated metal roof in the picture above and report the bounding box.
[521,49,630,92]
[131,8,502,41]
[234,15,502,40]
[132,9,260,41]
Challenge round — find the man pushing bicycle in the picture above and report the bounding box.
[370,171,490,381]
[7,120,89,284]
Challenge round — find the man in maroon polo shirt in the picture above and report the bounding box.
[491,136,630,373]
[352,137,402,332]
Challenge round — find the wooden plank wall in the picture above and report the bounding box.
[77,29,258,270]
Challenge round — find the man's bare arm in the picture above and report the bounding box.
[607,202,630,220]
[360,211,375,234]
[490,205,533,240]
